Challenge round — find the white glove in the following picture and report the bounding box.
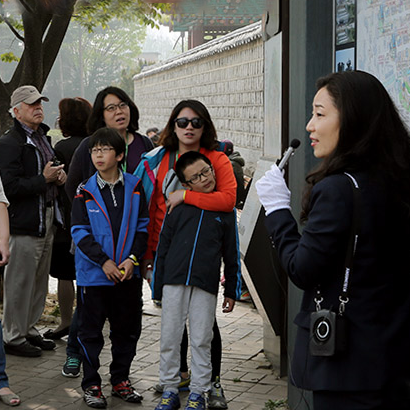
[255,164,291,215]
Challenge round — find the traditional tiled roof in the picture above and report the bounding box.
[168,0,265,31]
[133,21,262,80]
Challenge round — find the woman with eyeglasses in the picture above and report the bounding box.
[65,86,154,200]
[134,99,237,409]
[62,87,153,386]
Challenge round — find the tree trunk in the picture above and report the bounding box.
[0,0,76,135]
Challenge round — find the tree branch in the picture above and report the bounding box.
[2,18,25,42]
[0,2,25,41]
[42,1,76,82]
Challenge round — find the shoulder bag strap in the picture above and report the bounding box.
[338,172,361,313]
[314,173,361,313]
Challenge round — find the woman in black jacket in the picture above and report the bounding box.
[45,97,92,341]
[256,71,410,410]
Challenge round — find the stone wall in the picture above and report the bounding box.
[134,24,264,176]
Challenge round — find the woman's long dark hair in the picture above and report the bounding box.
[87,86,139,135]
[159,100,218,151]
[301,70,410,220]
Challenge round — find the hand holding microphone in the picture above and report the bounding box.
[256,164,291,215]
[256,139,300,216]
[278,139,301,171]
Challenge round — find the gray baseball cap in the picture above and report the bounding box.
[10,85,49,107]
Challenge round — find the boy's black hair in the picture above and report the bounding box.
[88,127,126,166]
[175,151,212,183]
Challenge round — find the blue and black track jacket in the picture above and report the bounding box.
[71,172,149,286]
[152,203,242,301]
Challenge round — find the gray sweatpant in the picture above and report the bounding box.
[159,284,217,395]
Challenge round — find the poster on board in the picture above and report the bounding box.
[335,47,355,72]
[335,0,356,45]
[334,0,356,72]
[356,0,410,127]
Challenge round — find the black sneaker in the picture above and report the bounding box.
[84,385,107,409]
[111,380,143,403]
[26,335,56,350]
[4,341,42,357]
[62,356,81,378]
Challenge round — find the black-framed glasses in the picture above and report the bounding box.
[185,166,213,185]
[174,117,204,129]
[104,101,128,112]
[90,147,115,155]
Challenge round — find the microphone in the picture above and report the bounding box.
[277,139,301,171]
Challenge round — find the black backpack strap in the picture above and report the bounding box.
[168,151,176,170]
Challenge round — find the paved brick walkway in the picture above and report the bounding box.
[4,282,287,409]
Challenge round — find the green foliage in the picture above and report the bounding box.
[56,19,147,98]
[0,0,169,59]
[264,399,288,409]
[0,52,18,63]
[74,0,170,32]
[50,304,61,317]
[0,0,169,134]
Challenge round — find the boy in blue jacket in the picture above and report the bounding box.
[153,151,241,410]
[71,128,149,409]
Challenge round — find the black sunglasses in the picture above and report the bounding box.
[174,117,204,129]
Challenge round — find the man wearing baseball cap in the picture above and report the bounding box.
[0,85,67,357]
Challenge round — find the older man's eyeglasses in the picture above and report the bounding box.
[104,102,128,112]
[185,166,213,184]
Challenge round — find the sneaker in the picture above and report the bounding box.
[111,380,143,403]
[155,391,180,410]
[4,341,42,357]
[154,372,191,393]
[83,385,107,409]
[240,290,251,302]
[208,377,228,409]
[178,373,191,392]
[62,356,81,378]
[184,392,205,410]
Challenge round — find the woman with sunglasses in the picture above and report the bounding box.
[134,100,237,409]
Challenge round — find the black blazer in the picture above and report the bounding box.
[265,172,410,392]
[0,120,60,236]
